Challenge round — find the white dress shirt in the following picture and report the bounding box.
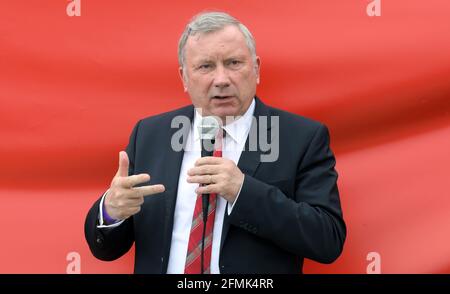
[98,99,255,274]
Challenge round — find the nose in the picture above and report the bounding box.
[213,65,230,89]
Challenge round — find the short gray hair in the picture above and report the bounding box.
[178,11,257,68]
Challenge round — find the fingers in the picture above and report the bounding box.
[194,156,223,166]
[187,175,217,185]
[188,165,220,176]
[108,151,166,219]
[115,195,145,207]
[116,151,130,177]
[118,173,150,188]
[134,184,166,197]
[105,183,165,219]
[196,184,219,195]
[114,184,164,217]
[113,184,165,201]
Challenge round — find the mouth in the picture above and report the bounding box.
[212,95,234,100]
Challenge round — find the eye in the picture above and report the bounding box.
[227,59,243,69]
[196,63,215,73]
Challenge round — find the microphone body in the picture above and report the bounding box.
[198,116,220,223]
[200,138,215,223]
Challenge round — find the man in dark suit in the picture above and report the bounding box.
[85,11,346,274]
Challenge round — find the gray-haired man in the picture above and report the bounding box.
[85,11,346,274]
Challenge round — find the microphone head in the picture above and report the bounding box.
[198,116,220,140]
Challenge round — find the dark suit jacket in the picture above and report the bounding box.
[85,97,346,274]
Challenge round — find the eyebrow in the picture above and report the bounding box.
[226,55,246,60]
[196,59,214,64]
[195,55,247,64]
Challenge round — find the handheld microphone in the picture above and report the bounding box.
[198,116,220,223]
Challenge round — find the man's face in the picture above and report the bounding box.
[180,25,260,121]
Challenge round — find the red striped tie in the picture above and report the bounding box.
[185,129,223,274]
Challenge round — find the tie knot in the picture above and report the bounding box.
[214,128,224,152]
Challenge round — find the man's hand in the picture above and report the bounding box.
[187,157,244,203]
[104,151,165,220]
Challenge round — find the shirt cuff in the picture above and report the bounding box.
[97,190,125,229]
[227,174,245,215]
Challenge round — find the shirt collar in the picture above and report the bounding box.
[193,98,255,145]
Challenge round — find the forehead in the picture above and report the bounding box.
[184,25,251,61]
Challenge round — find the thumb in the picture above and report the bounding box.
[116,151,129,177]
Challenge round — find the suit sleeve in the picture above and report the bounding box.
[228,124,346,264]
[84,121,141,261]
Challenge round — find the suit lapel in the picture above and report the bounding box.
[220,97,273,253]
[161,105,194,272]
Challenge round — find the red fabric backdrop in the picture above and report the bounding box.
[1,0,449,273]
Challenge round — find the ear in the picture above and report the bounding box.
[255,57,261,84]
[179,66,188,92]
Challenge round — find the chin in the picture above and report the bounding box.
[210,106,241,119]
